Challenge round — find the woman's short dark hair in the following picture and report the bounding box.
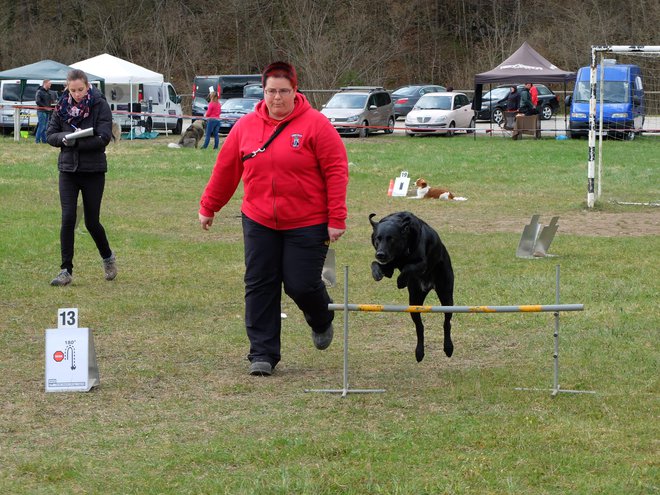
[67,69,89,84]
[262,61,298,88]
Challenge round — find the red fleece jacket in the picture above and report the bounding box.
[199,93,348,230]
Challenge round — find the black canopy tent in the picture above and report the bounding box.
[472,42,575,130]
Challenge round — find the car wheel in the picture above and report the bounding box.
[386,116,395,134]
[492,108,504,125]
[625,130,636,141]
[542,104,553,120]
[359,121,369,138]
[467,117,475,134]
[446,121,455,137]
[173,119,183,135]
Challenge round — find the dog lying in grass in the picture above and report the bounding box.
[168,120,206,148]
[414,178,454,200]
[369,211,455,362]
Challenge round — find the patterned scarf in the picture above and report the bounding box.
[56,87,94,127]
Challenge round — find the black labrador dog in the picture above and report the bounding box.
[369,212,454,362]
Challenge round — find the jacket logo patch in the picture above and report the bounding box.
[290,133,303,149]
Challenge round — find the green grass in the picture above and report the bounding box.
[0,133,658,494]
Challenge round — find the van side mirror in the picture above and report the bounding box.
[564,95,572,107]
[369,105,377,110]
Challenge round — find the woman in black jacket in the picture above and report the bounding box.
[47,69,117,286]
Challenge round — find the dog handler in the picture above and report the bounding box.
[199,61,348,376]
[47,69,117,286]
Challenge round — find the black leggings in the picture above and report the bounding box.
[59,171,112,273]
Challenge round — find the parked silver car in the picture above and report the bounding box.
[321,87,395,137]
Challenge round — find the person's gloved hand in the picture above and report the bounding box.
[62,137,76,147]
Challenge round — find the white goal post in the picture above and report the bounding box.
[587,45,660,208]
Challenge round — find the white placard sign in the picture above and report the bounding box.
[45,309,99,393]
[391,170,410,197]
[57,308,79,329]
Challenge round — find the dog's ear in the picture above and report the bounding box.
[369,213,378,229]
[400,215,411,236]
[401,214,418,246]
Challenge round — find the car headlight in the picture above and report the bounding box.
[571,112,587,119]
[611,113,628,118]
[433,115,447,123]
[346,115,359,123]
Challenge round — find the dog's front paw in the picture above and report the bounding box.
[444,339,454,358]
[396,273,408,289]
[415,345,425,362]
[371,262,384,281]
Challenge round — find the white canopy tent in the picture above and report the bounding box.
[71,54,164,137]
[71,53,163,85]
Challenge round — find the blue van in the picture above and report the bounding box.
[568,63,645,140]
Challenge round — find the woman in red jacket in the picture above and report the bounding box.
[201,91,221,149]
[199,61,348,376]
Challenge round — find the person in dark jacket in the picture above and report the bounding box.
[518,85,537,115]
[35,79,53,144]
[47,69,117,286]
[506,85,520,111]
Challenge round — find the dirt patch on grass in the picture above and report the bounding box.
[448,210,660,237]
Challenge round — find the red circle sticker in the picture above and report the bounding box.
[53,351,64,362]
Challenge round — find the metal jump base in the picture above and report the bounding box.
[305,265,595,397]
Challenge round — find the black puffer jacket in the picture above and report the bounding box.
[46,87,113,173]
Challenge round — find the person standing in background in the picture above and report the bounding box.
[201,92,221,149]
[35,79,53,144]
[526,82,539,108]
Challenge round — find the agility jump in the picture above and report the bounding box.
[306,265,594,398]
[328,303,583,314]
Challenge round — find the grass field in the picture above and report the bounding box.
[0,133,658,494]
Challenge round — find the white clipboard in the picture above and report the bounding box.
[65,127,94,140]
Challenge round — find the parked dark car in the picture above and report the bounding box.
[477,84,559,124]
[218,97,259,134]
[391,84,445,118]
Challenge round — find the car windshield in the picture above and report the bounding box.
[483,87,511,100]
[574,81,629,103]
[325,93,368,109]
[415,95,452,110]
[392,87,420,97]
[244,85,262,97]
[222,99,258,113]
[195,77,217,98]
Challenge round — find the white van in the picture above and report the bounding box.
[106,82,183,135]
[0,79,40,133]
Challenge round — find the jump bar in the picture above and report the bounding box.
[328,303,584,314]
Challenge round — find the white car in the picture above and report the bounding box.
[405,92,475,136]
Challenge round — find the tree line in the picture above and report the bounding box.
[1,0,658,98]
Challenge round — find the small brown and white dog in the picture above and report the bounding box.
[414,178,455,200]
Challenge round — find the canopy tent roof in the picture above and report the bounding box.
[0,59,104,83]
[71,53,163,85]
[475,42,575,84]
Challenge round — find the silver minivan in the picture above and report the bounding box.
[321,86,395,137]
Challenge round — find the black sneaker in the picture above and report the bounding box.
[249,361,273,376]
[312,323,334,350]
[50,270,73,286]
